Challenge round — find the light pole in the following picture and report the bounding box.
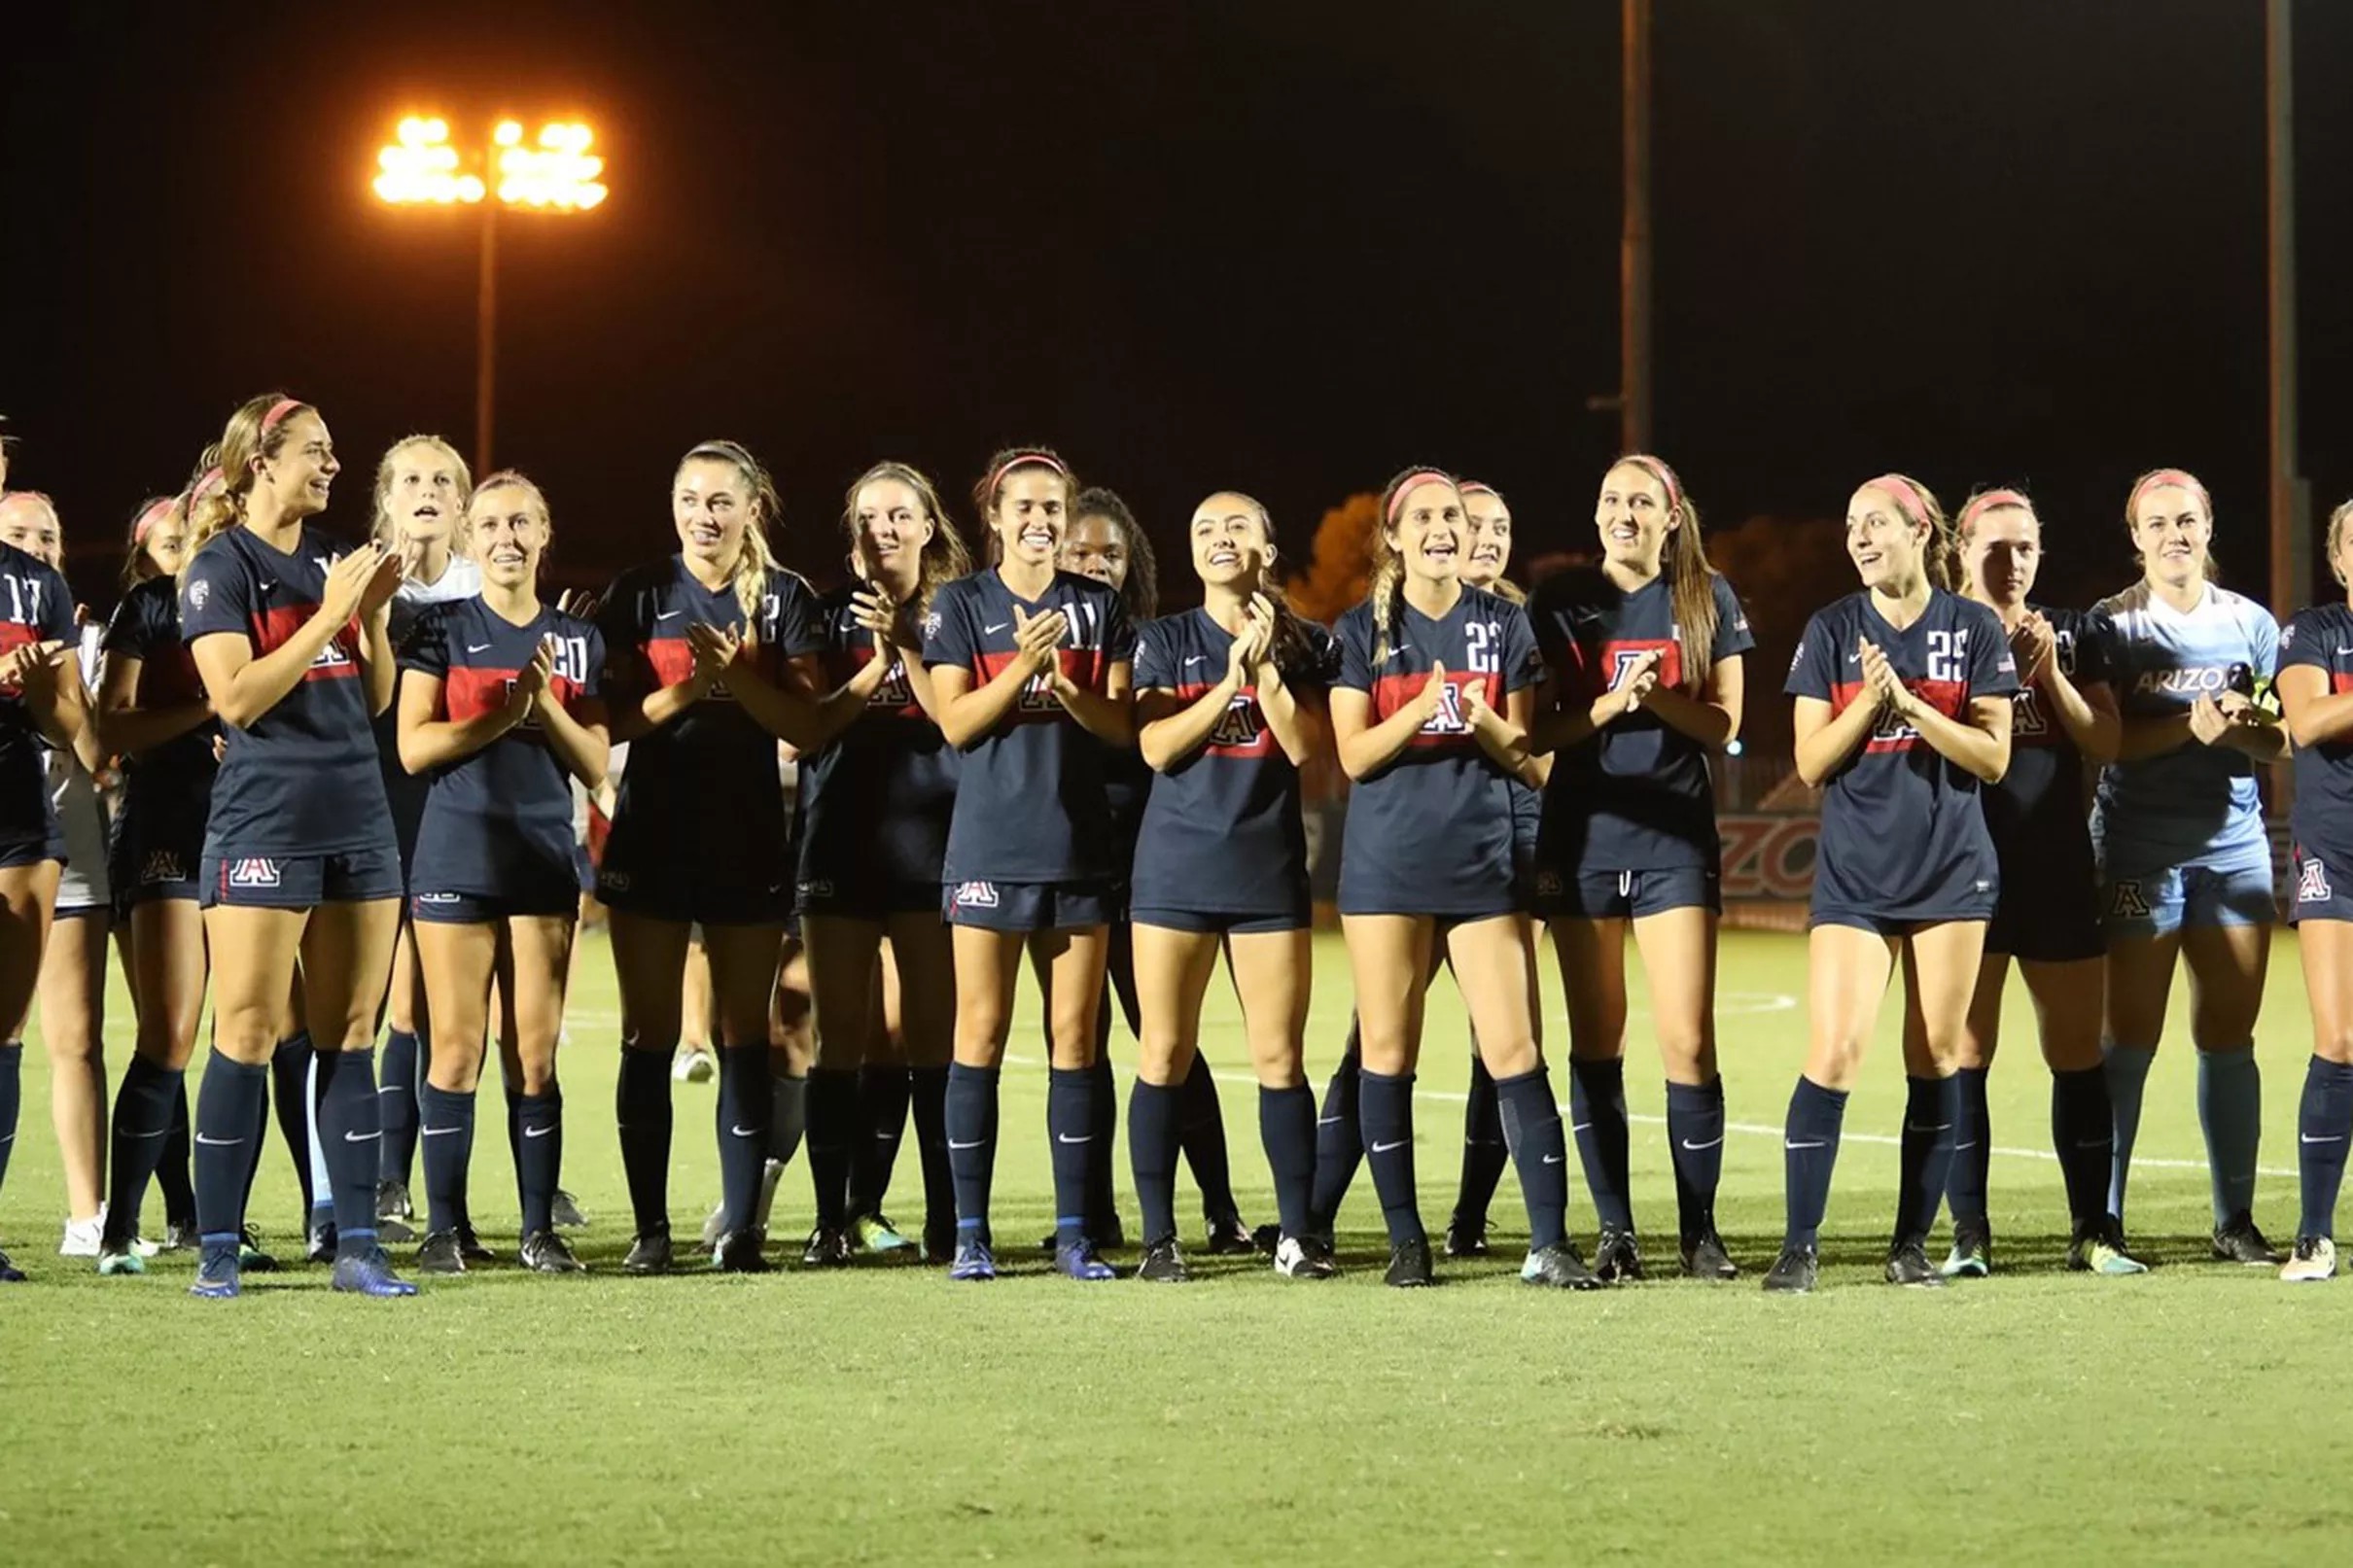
[372,116,609,475]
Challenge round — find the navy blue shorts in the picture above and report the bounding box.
[1985,863,2104,962]
[2289,846,2353,926]
[598,858,792,928]
[944,878,1116,933]
[200,845,404,910]
[0,831,65,872]
[411,888,579,923]
[797,878,944,922]
[1539,866,1720,922]
[1130,906,1308,935]
[1810,903,1994,938]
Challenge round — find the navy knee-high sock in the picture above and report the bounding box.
[158,1080,196,1225]
[1177,1052,1240,1226]
[1494,1065,1569,1250]
[1358,1067,1422,1246]
[1258,1084,1317,1242]
[2197,1045,2263,1225]
[1947,1065,1992,1226]
[769,1068,807,1170]
[1048,1065,1097,1249]
[417,1082,476,1234]
[1781,1077,1848,1250]
[1568,1056,1633,1232]
[0,1041,20,1200]
[1452,1054,1508,1229]
[2051,1066,2113,1229]
[2297,1056,2353,1239]
[1896,1074,1959,1243]
[804,1067,860,1230]
[945,1063,1000,1239]
[1129,1077,1182,1244]
[1085,1054,1120,1232]
[716,1044,773,1235]
[515,1088,563,1236]
[193,1052,269,1245]
[267,1032,317,1220]
[910,1064,953,1234]
[102,1057,183,1248]
[848,1063,910,1218]
[1310,1039,1363,1237]
[313,1047,384,1261]
[378,1027,420,1188]
[1664,1077,1726,1240]
[615,1046,675,1237]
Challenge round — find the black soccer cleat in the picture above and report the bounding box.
[415,1230,468,1273]
[376,1179,414,1224]
[455,1223,496,1263]
[1443,1215,1491,1259]
[239,1225,283,1273]
[715,1229,772,1273]
[1942,1216,1992,1279]
[2213,1210,2283,1266]
[622,1231,674,1275]
[303,1220,335,1267]
[1384,1235,1435,1288]
[1521,1240,1606,1290]
[1137,1237,1192,1283]
[1762,1243,1818,1295]
[1274,1234,1338,1279]
[800,1227,854,1269]
[519,1230,586,1273]
[375,1215,417,1244]
[1679,1226,1739,1280]
[922,1216,958,1267]
[1884,1235,1947,1288]
[1593,1227,1646,1283]
[1249,1221,1283,1255]
[0,1246,22,1283]
[1203,1212,1257,1256]
[551,1189,589,1230]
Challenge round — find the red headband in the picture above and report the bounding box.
[986,451,1070,497]
[191,467,225,505]
[260,398,303,434]
[1620,453,1684,515]
[133,498,176,543]
[1386,470,1457,523]
[1457,480,1496,500]
[1956,488,2031,532]
[2128,468,2211,518]
[1866,473,1935,526]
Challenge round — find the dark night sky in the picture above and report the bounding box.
[4,1,2346,610]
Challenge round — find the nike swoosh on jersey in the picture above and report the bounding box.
[467,642,493,652]
[984,622,1010,634]
[655,610,684,620]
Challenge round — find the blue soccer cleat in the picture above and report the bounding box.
[189,1242,242,1300]
[331,1249,419,1298]
[1053,1237,1116,1281]
[948,1237,997,1281]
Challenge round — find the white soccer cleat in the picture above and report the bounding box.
[2280,1236,2336,1283]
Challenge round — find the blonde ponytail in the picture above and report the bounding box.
[181,399,313,578]
[679,439,784,638]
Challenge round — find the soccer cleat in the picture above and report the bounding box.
[801,1227,854,1269]
[922,1216,959,1267]
[1274,1235,1338,1279]
[1942,1218,1992,1279]
[0,1247,22,1282]
[1204,1213,1258,1256]
[852,1213,912,1254]
[455,1223,495,1263]
[1136,1237,1191,1283]
[97,1243,147,1276]
[2066,1217,2149,1276]
[519,1230,586,1274]
[188,1244,240,1299]
[2213,1211,2283,1266]
[1522,1241,1606,1290]
[1249,1221,1283,1255]
[1042,1217,1128,1254]
[1054,1237,1118,1281]
[948,1237,998,1281]
[376,1179,415,1224]
[673,1048,717,1084]
[1443,1216,1491,1259]
[714,1229,771,1273]
[414,1230,468,1274]
[1679,1227,1739,1281]
[1384,1235,1435,1288]
[621,1232,675,1275]
[1593,1228,1646,1283]
[551,1190,589,1230]
[305,1219,336,1266]
[700,1201,728,1251]
[2280,1235,2336,1283]
[331,1249,419,1298]
[375,1214,418,1244]
[1884,1236,1947,1288]
[163,1217,200,1252]
[1761,1244,1818,1295]
[754,1159,788,1234]
[130,1234,161,1258]
[60,1214,103,1257]
[239,1226,281,1272]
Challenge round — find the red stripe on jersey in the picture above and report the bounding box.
[0,623,35,696]
[441,666,583,725]
[1830,678,1971,752]
[831,644,919,716]
[2334,671,2353,695]
[251,605,360,682]
[1170,681,1270,755]
[1596,637,1682,695]
[1370,669,1499,749]
[643,637,696,690]
[974,647,1108,722]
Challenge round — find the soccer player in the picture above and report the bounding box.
[596,439,827,1273]
[0,490,89,1283]
[399,471,607,1274]
[2092,469,2285,1263]
[2259,501,2353,1281]
[1527,455,1752,1281]
[1769,474,2017,1295]
[924,448,1133,1283]
[1944,488,2141,1275]
[1063,487,1253,1254]
[93,488,207,1268]
[794,461,967,1266]
[368,435,480,1239]
[177,393,412,1299]
[1128,491,1336,1282]
[1332,467,1591,1290]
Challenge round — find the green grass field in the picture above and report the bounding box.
[5,925,2345,1565]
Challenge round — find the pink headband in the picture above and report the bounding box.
[1866,473,1936,526]
[2128,468,2211,519]
[260,398,302,435]
[1956,488,2031,532]
[986,451,1070,497]
[1386,470,1457,523]
[1457,480,1496,500]
[132,498,176,542]
[1620,453,1684,515]
[190,467,225,504]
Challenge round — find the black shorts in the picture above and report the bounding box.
[1984,873,2104,962]
[411,889,579,923]
[200,845,404,910]
[1130,906,1308,935]
[1539,866,1720,921]
[598,858,792,927]
[796,878,945,922]
[943,878,1116,933]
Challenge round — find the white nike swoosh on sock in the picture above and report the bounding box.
[193,1133,244,1146]
[1541,1153,1564,1165]
[729,1124,761,1137]
[420,1126,462,1137]
[523,1125,556,1139]
[1370,1138,1407,1153]
[2301,1132,2349,1145]
[1784,1138,1827,1150]
[1055,1133,1092,1144]
[1679,1136,1726,1152]
[947,1138,985,1150]
[1570,1123,1593,1133]
[343,1130,381,1142]
[1952,1141,1980,1151]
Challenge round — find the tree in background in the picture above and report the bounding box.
[1289,492,1381,625]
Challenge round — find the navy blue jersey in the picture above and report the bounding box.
[1531,570,1753,874]
[796,585,959,891]
[180,524,391,856]
[2281,602,2353,872]
[1785,588,2019,917]
[923,568,1135,884]
[1130,609,1336,917]
[103,575,220,854]
[0,541,75,852]
[403,598,605,902]
[1983,603,2107,873]
[594,555,823,880]
[1334,584,1544,916]
[1104,745,1152,877]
